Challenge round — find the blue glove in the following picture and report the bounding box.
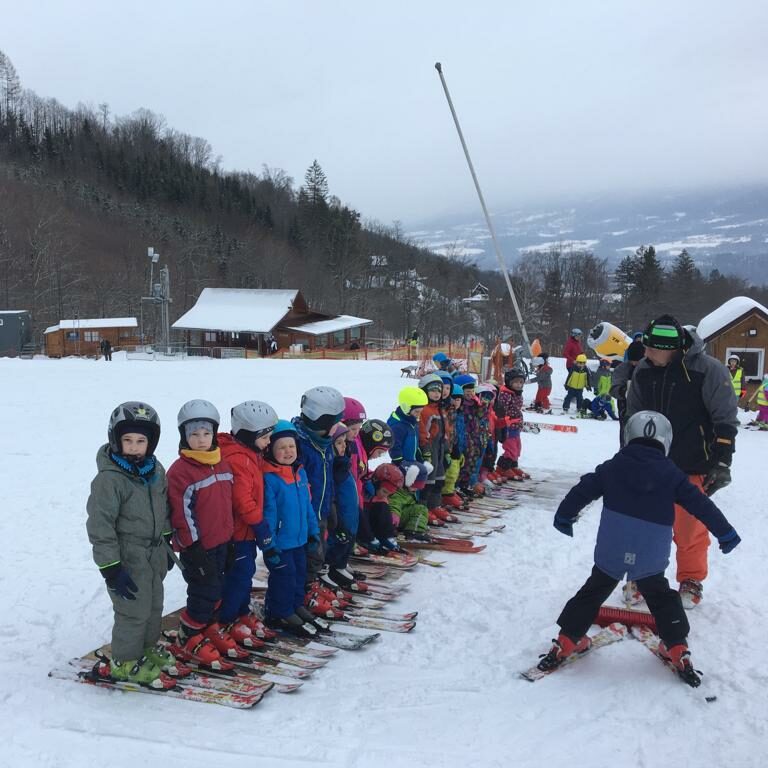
[718,529,741,554]
[263,547,282,567]
[101,563,139,601]
[553,514,574,537]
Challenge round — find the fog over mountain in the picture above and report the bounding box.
[409,186,768,283]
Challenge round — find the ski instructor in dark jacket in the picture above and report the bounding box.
[626,314,738,609]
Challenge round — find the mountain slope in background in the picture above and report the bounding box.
[410,186,768,282]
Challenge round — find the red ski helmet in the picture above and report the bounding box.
[372,463,404,494]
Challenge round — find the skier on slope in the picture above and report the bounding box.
[538,411,740,681]
[626,316,738,608]
[86,402,176,689]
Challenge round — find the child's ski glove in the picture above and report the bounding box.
[263,547,282,567]
[717,529,741,554]
[182,541,217,582]
[101,563,139,601]
[553,514,574,537]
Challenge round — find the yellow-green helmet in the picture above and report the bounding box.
[398,386,428,414]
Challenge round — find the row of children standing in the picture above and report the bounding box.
[86,389,396,688]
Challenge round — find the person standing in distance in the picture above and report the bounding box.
[626,315,738,609]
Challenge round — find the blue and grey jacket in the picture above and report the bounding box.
[555,442,737,580]
[292,417,335,521]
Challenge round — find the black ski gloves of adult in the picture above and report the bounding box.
[101,563,138,601]
[704,462,731,496]
[717,528,741,554]
[182,541,217,582]
[553,514,574,537]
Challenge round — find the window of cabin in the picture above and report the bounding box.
[204,332,217,342]
[726,347,765,380]
[66,331,79,341]
[349,326,361,339]
[316,334,328,348]
[84,331,100,342]
[333,330,346,346]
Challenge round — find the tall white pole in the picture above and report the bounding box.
[434,62,532,357]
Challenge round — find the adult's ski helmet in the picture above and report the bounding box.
[230,401,278,445]
[398,386,428,414]
[624,410,673,456]
[360,419,393,455]
[642,314,684,350]
[300,386,345,433]
[432,351,449,364]
[343,397,367,424]
[108,401,161,456]
[571,328,583,336]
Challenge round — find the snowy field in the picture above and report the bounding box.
[1,354,766,768]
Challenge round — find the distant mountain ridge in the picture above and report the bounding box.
[409,186,768,283]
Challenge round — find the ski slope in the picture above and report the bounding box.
[1,354,765,768]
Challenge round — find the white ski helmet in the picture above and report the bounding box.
[418,372,443,392]
[108,401,161,456]
[177,399,220,448]
[727,354,740,365]
[624,410,673,456]
[300,386,345,433]
[571,328,583,336]
[231,401,278,440]
[531,356,544,367]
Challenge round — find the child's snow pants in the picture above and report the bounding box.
[219,540,258,624]
[265,546,307,619]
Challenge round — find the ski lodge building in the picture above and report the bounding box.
[697,295,768,399]
[172,288,372,355]
[44,317,139,358]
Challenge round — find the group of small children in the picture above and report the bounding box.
[86,389,398,688]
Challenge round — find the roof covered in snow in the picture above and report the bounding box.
[172,288,299,333]
[286,314,372,335]
[44,317,138,334]
[697,296,768,341]
[0,310,29,315]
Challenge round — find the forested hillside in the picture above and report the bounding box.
[0,49,765,350]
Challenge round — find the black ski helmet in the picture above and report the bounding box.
[108,402,161,456]
[504,367,527,388]
[360,419,393,456]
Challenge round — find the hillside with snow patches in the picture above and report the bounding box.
[411,186,768,282]
[1,355,765,768]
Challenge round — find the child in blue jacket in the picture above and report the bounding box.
[537,410,740,684]
[262,420,322,638]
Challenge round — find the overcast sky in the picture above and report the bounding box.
[3,1,768,224]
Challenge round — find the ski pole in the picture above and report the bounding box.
[434,62,533,358]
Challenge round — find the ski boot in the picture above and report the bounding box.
[442,493,467,510]
[537,633,592,671]
[203,623,251,659]
[402,529,433,543]
[240,613,279,640]
[679,579,703,610]
[327,566,370,592]
[430,506,458,524]
[266,613,319,639]
[143,644,191,678]
[471,482,486,497]
[306,583,349,608]
[226,618,265,649]
[296,603,335,631]
[352,542,370,557]
[379,537,403,553]
[427,511,446,527]
[659,641,701,687]
[109,655,177,689]
[171,625,235,671]
[486,471,505,485]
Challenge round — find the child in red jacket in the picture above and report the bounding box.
[168,399,247,667]
[218,400,279,646]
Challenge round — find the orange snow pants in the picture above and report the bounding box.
[673,474,710,583]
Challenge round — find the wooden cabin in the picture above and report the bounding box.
[44,318,139,358]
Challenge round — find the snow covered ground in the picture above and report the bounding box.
[2,354,766,768]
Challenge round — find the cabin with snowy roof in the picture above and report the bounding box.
[44,318,139,358]
[697,296,768,398]
[172,288,372,355]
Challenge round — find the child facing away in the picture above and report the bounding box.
[562,354,592,414]
[537,410,740,683]
[168,400,247,666]
[217,400,279,646]
[261,420,322,638]
[494,368,529,481]
[86,401,176,689]
[529,353,553,412]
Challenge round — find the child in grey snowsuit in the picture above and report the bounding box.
[86,402,174,688]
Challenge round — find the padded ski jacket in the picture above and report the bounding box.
[594,369,613,398]
[387,407,421,466]
[332,454,360,532]
[218,433,265,543]
[556,442,736,580]
[626,329,738,474]
[262,461,320,550]
[530,363,553,389]
[86,446,170,569]
[565,366,591,391]
[563,336,583,369]
[495,385,524,424]
[168,450,234,550]
[292,417,335,522]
